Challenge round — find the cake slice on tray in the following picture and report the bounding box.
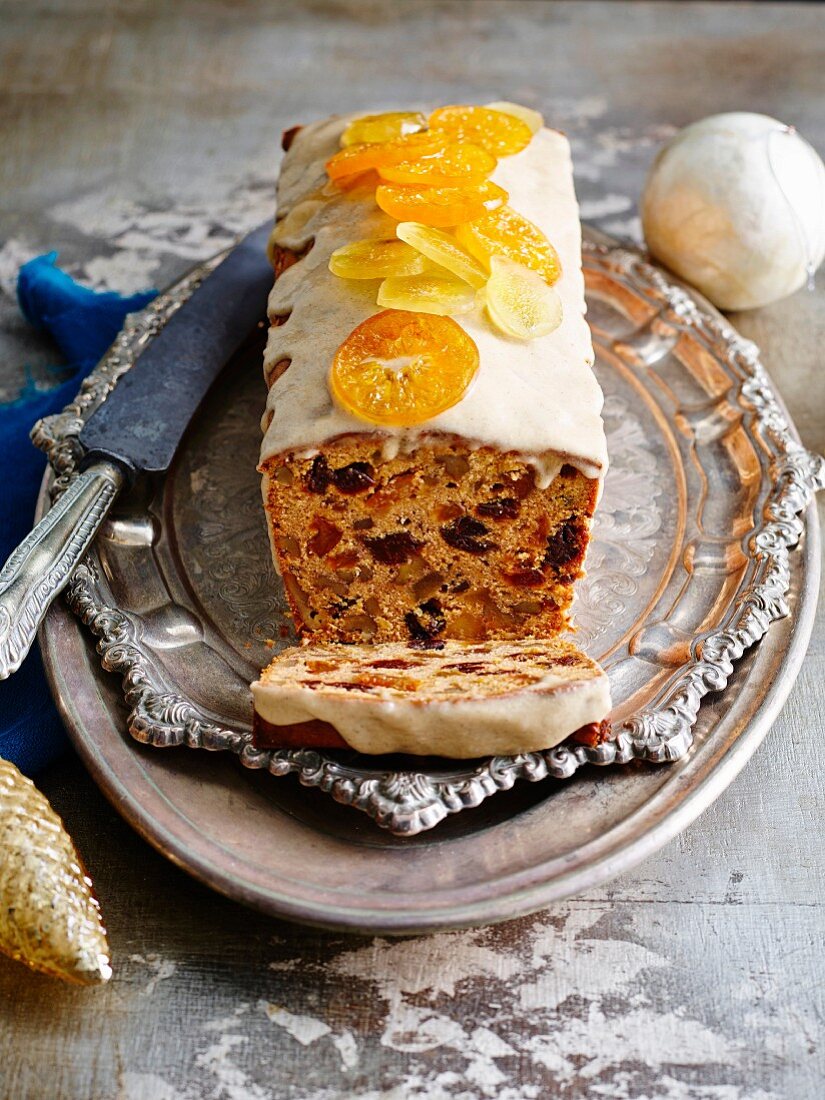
[252,638,611,758]
[253,103,611,758]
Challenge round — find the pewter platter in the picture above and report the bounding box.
[36,228,822,933]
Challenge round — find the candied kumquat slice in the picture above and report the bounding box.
[396,222,488,288]
[341,111,427,146]
[377,272,476,315]
[330,310,479,427]
[428,105,533,157]
[484,101,544,135]
[484,257,563,340]
[326,132,447,182]
[375,180,508,228]
[456,205,562,284]
[329,238,432,279]
[378,143,497,187]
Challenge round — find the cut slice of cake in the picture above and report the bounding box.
[258,108,607,646]
[252,638,611,758]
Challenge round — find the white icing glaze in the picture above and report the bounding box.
[252,653,611,758]
[260,116,607,483]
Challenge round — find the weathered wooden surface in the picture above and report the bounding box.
[0,2,823,1097]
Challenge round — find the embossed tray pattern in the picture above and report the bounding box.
[33,231,824,836]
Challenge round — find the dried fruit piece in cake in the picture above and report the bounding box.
[378,143,497,186]
[395,223,488,288]
[341,111,427,146]
[326,131,447,181]
[329,238,432,279]
[456,205,562,284]
[484,101,544,135]
[375,180,508,227]
[429,104,533,157]
[329,309,479,427]
[251,637,612,758]
[377,272,476,315]
[485,257,563,339]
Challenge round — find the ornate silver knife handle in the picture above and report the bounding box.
[0,461,124,679]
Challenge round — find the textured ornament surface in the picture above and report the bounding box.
[0,757,111,984]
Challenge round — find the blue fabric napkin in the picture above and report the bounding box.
[0,253,155,775]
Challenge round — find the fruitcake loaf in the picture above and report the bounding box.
[252,637,611,758]
[259,105,607,647]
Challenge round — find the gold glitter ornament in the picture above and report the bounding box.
[0,757,111,984]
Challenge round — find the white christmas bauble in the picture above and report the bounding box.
[641,112,825,310]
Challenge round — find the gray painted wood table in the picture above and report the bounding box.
[0,3,822,1097]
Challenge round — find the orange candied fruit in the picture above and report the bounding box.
[326,132,447,182]
[378,143,497,187]
[375,179,508,228]
[341,111,427,146]
[456,205,562,284]
[429,105,533,157]
[329,309,479,427]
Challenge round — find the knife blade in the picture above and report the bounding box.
[0,222,274,678]
[80,222,273,475]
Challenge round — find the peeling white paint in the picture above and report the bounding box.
[262,1002,332,1045]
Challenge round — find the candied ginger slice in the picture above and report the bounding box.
[341,111,427,146]
[329,238,432,279]
[484,257,563,340]
[377,273,476,315]
[396,222,488,289]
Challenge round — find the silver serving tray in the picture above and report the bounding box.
[35,230,822,930]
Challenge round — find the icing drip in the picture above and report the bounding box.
[260,116,607,484]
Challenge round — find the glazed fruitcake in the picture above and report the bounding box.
[259,104,607,646]
[252,638,611,758]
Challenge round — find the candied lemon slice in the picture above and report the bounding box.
[326,132,447,181]
[396,222,488,288]
[330,310,479,427]
[428,105,533,157]
[377,272,476,315]
[341,111,427,146]
[484,101,544,135]
[329,238,432,279]
[485,257,563,339]
[376,180,508,228]
[456,205,562,284]
[378,143,497,187]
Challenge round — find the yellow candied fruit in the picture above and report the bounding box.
[341,111,427,146]
[484,101,544,135]
[377,272,476,315]
[429,105,533,157]
[330,309,479,427]
[329,238,433,279]
[456,205,562,284]
[378,143,497,187]
[484,257,563,340]
[326,131,447,181]
[375,179,508,228]
[396,222,488,289]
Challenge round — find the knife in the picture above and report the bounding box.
[0,222,274,679]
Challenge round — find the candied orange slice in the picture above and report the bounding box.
[484,101,544,135]
[377,272,476,315]
[341,111,427,146]
[375,180,508,228]
[330,310,479,427]
[329,238,432,279]
[456,205,562,284]
[326,132,446,182]
[378,143,497,187]
[396,222,488,288]
[484,257,563,339]
[429,105,533,157]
